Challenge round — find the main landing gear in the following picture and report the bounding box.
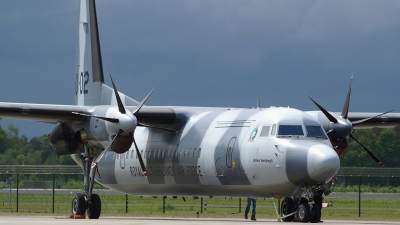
[71,145,102,219]
[280,184,329,223]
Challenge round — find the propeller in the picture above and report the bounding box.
[306,75,390,167]
[73,74,180,177]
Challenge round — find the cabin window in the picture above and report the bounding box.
[271,124,276,135]
[179,149,183,158]
[198,148,201,158]
[306,125,327,138]
[260,126,270,137]
[278,125,304,136]
[188,148,192,158]
[193,148,197,157]
[126,151,129,159]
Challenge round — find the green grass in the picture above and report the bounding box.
[0,193,399,221]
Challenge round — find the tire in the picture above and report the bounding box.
[296,203,311,223]
[281,197,295,222]
[72,193,86,216]
[87,193,101,219]
[310,204,321,223]
[300,197,308,205]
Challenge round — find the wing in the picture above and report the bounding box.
[0,102,177,127]
[347,112,400,129]
[0,102,84,124]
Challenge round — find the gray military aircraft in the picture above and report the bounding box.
[1,0,399,222]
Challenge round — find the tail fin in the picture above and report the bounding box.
[74,0,139,107]
[74,0,104,106]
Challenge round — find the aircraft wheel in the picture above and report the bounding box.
[310,204,321,223]
[87,194,101,219]
[281,197,295,222]
[72,193,86,216]
[296,203,311,223]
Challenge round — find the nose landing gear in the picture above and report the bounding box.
[279,184,328,223]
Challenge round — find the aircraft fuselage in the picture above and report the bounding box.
[92,106,339,197]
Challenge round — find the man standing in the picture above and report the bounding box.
[314,187,324,223]
[244,197,257,221]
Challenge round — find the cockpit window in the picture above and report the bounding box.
[277,125,304,136]
[260,126,270,137]
[271,124,276,135]
[306,125,327,138]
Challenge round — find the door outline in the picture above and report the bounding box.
[226,137,237,168]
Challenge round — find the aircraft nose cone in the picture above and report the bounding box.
[308,144,340,182]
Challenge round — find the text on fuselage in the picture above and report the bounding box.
[130,165,202,177]
[253,158,273,163]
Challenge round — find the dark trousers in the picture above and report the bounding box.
[245,198,256,218]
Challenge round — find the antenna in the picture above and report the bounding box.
[257,97,260,109]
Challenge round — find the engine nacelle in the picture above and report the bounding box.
[48,123,84,155]
[54,139,84,155]
[111,135,133,154]
[331,139,349,157]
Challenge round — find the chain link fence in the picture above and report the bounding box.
[0,166,399,219]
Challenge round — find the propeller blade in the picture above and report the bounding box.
[305,93,338,123]
[138,122,181,133]
[109,72,126,114]
[95,130,123,164]
[72,112,119,123]
[132,80,161,115]
[132,138,147,177]
[352,110,394,126]
[341,74,353,119]
[349,133,384,167]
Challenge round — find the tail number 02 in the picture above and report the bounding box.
[75,71,89,95]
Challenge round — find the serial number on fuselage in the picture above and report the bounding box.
[130,165,202,177]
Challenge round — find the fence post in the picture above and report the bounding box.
[16,173,19,212]
[239,198,241,213]
[8,173,12,204]
[200,197,203,214]
[52,173,55,213]
[163,196,166,213]
[358,167,365,217]
[126,194,128,213]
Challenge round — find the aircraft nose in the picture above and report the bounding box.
[308,144,340,182]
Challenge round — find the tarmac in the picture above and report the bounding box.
[0,216,398,225]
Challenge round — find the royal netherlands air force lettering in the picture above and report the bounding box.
[75,71,89,95]
[130,165,202,177]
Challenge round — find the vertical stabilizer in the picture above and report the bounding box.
[74,0,104,106]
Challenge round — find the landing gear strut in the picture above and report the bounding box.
[279,184,329,223]
[71,145,102,219]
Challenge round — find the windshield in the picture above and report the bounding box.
[277,125,304,136]
[306,125,327,138]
